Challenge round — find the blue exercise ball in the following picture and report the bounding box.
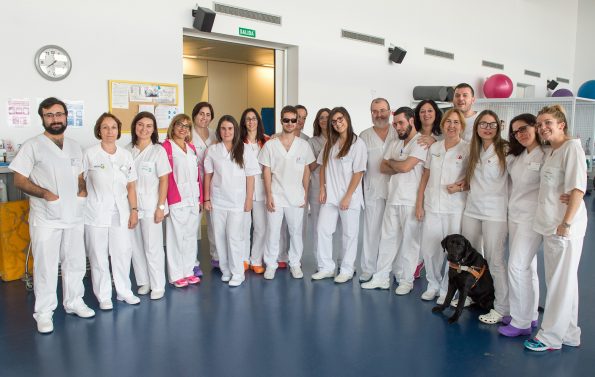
[578,80,595,99]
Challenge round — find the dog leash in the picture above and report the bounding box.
[448,262,487,288]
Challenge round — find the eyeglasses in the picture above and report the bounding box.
[43,112,66,119]
[246,116,258,122]
[175,122,191,130]
[536,119,558,129]
[331,116,345,126]
[371,109,389,116]
[478,121,499,129]
[511,125,532,138]
[282,118,298,124]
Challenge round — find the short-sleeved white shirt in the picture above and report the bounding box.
[464,144,508,222]
[317,137,367,210]
[83,144,137,227]
[507,146,546,224]
[170,141,201,209]
[308,135,326,192]
[384,133,428,206]
[533,139,588,237]
[191,127,216,180]
[259,137,315,208]
[9,134,83,228]
[204,142,260,211]
[423,139,469,214]
[359,125,397,202]
[462,112,478,143]
[245,141,265,201]
[126,143,171,219]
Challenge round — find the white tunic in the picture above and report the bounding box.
[170,142,201,208]
[126,143,171,219]
[533,139,588,237]
[359,126,397,202]
[191,127,216,179]
[245,141,266,201]
[9,134,83,228]
[423,139,469,214]
[507,147,546,224]
[308,136,326,193]
[462,112,479,143]
[464,144,508,222]
[384,133,428,206]
[204,143,260,211]
[83,144,137,227]
[316,137,367,210]
[258,137,315,208]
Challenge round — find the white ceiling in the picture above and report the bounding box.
[183,36,275,68]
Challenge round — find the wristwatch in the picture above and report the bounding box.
[561,222,571,229]
[158,204,166,210]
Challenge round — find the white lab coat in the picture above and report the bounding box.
[243,140,267,267]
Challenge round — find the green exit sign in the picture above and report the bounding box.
[239,27,256,38]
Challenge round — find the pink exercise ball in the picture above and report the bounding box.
[483,74,514,98]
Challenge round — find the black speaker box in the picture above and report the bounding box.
[388,46,407,64]
[193,7,216,32]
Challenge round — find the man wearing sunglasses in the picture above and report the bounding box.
[259,106,315,280]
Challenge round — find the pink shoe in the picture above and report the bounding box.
[173,278,188,288]
[414,261,425,279]
[186,276,201,284]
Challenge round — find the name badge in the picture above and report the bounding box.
[296,156,306,164]
[528,162,541,171]
[71,158,81,167]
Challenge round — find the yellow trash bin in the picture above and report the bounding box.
[0,200,32,281]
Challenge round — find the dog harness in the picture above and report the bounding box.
[448,262,487,288]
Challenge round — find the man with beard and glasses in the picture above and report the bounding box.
[358,98,396,282]
[361,107,427,295]
[10,97,95,333]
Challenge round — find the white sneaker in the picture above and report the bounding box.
[451,297,473,308]
[479,309,504,324]
[395,284,413,295]
[264,268,276,280]
[290,266,304,279]
[229,275,245,287]
[150,290,165,300]
[361,278,390,290]
[359,273,373,282]
[36,317,54,334]
[221,275,232,282]
[65,303,96,318]
[311,270,335,280]
[334,273,353,284]
[137,285,151,295]
[436,295,446,305]
[99,300,113,310]
[421,289,439,301]
[117,295,141,305]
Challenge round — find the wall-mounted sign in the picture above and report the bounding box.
[239,27,256,38]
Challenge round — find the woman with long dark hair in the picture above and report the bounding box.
[414,99,442,148]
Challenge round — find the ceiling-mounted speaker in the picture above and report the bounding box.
[192,7,216,32]
[388,46,407,64]
[547,79,559,91]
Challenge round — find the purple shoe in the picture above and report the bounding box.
[498,324,532,337]
[193,266,203,277]
[502,315,538,328]
[211,259,220,269]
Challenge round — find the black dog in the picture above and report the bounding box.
[432,234,495,323]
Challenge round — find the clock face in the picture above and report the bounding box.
[35,45,72,81]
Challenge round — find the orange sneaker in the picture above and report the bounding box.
[244,261,250,271]
[251,265,265,274]
[278,262,288,269]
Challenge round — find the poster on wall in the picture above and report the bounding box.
[65,100,84,128]
[130,84,177,104]
[6,98,32,128]
[111,82,131,109]
[155,105,178,129]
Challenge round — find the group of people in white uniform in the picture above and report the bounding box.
[11,88,588,353]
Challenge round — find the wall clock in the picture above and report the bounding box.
[34,45,72,81]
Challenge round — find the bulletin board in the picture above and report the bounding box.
[108,80,179,133]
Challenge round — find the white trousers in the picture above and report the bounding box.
[278,218,290,263]
[205,211,218,262]
[536,234,583,348]
[166,206,200,282]
[360,198,386,276]
[30,224,86,320]
[462,215,509,315]
[212,208,245,279]
[374,205,421,285]
[308,184,322,260]
[317,204,361,275]
[421,211,462,295]
[244,200,267,266]
[86,220,134,302]
[265,206,304,269]
[131,216,166,292]
[507,221,541,329]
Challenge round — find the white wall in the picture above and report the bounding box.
[573,0,595,91]
[0,0,586,145]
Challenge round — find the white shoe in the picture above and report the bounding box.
[221,275,232,282]
[451,297,473,308]
[36,317,54,334]
[137,285,151,295]
[311,270,335,280]
[229,275,245,287]
[436,295,446,305]
[334,273,353,284]
[65,303,96,318]
[290,266,304,279]
[359,273,373,282]
[479,309,504,324]
[264,268,276,280]
[117,295,141,305]
[99,300,113,310]
[150,290,165,300]
[361,278,390,290]
[421,289,439,301]
[395,284,413,295]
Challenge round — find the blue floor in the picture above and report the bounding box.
[1,196,594,377]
